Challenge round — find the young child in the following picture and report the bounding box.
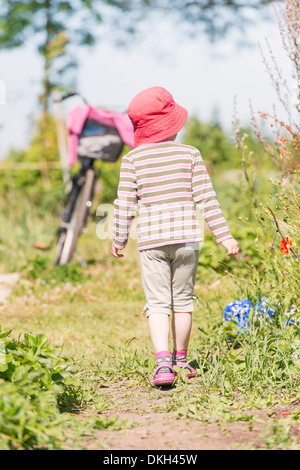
[111,86,239,387]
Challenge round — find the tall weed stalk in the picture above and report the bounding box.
[230,0,299,403]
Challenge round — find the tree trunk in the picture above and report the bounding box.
[42,0,52,117]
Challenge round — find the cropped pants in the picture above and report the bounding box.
[139,243,199,317]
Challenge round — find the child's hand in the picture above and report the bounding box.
[221,238,240,256]
[111,243,124,258]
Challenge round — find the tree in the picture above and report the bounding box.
[183,114,270,171]
[104,0,281,41]
[0,0,103,115]
[183,114,240,170]
[0,0,281,116]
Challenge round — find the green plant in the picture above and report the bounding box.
[230,3,300,402]
[0,325,83,449]
[24,254,86,284]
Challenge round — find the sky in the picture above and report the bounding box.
[0,4,295,160]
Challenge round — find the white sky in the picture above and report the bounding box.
[0,5,295,160]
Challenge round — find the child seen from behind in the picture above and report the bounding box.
[111,87,239,386]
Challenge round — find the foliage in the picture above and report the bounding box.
[0,323,132,450]
[94,155,122,204]
[218,4,300,433]
[182,114,271,172]
[0,0,280,116]
[0,115,63,200]
[182,114,238,170]
[0,325,80,449]
[102,0,278,42]
[24,254,86,284]
[232,0,300,323]
[0,0,103,112]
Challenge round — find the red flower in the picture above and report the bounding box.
[280,237,293,255]
[277,137,288,145]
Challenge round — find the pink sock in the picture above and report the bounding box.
[173,350,187,357]
[155,351,172,372]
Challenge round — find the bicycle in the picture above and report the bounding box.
[53,91,134,266]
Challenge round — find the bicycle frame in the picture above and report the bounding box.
[55,91,94,233]
[58,157,98,233]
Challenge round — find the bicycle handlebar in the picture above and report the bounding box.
[53,90,88,105]
[60,91,78,101]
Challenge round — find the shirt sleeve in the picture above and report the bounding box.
[112,154,137,249]
[191,149,233,243]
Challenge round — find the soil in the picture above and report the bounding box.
[79,382,300,451]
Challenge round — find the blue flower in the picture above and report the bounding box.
[223,299,251,333]
[224,297,297,339]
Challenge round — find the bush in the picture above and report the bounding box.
[0,325,81,449]
[182,114,269,172]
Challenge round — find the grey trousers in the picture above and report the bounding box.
[139,243,199,316]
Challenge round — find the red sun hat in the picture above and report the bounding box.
[127,87,188,147]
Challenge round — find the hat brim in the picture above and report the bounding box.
[133,102,188,147]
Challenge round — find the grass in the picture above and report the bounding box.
[0,182,299,449]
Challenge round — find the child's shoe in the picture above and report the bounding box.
[151,353,175,387]
[172,350,196,378]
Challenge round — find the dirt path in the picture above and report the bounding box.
[79,383,300,450]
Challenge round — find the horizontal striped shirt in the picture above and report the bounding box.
[113,142,232,251]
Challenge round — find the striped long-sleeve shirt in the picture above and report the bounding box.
[113,142,232,251]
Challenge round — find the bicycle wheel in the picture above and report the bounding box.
[53,231,67,266]
[54,168,95,265]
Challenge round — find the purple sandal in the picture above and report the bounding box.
[172,351,196,378]
[151,360,175,387]
[174,360,196,378]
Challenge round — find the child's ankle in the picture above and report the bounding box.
[155,351,172,373]
[172,349,187,362]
